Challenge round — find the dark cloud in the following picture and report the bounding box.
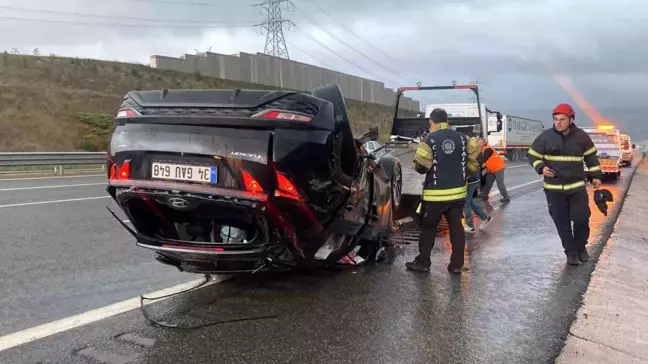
[0,0,646,140]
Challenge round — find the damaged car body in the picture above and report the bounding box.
[105,84,404,275]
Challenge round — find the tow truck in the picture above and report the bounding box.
[620,132,634,167]
[387,84,503,224]
[581,125,622,180]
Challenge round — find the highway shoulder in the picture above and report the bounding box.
[556,160,648,363]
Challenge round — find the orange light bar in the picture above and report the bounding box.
[597,125,615,130]
[454,84,477,89]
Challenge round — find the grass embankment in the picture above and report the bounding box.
[0,52,414,152]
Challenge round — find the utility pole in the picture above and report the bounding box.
[254,0,295,59]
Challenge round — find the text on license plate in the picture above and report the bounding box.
[151,162,217,184]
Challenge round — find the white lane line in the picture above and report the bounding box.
[507,164,529,169]
[0,276,227,352]
[0,177,546,351]
[0,183,105,192]
[490,179,542,197]
[0,196,110,208]
[0,174,105,182]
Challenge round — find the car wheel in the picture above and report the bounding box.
[311,84,350,127]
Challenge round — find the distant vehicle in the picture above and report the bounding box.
[620,133,634,166]
[105,84,404,275]
[487,113,544,161]
[362,140,391,159]
[581,125,622,180]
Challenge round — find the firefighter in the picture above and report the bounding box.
[527,103,602,265]
[478,138,511,203]
[405,108,480,274]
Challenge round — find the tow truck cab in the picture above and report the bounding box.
[582,125,622,180]
[388,84,503,197]
[620,133,634,167]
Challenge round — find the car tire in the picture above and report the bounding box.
[311,84,350,128]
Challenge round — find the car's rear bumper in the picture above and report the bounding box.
[106,179,314,273]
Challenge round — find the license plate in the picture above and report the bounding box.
[151,162,217,184]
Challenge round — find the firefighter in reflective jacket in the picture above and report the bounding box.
[527,103,602,266]
[406,108,480,274]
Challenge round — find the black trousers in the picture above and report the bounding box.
[416,200,466,269]
[544,189,591,253]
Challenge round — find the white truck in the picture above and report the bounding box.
[423,102,493,137]
[620,133,634,167]
[487,113,544,161]
[581,125,622,180]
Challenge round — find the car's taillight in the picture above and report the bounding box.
[253,109,312,122]
[118,160,131,179]
[109,160,131,180]
[275,172,302,201]
[241,171,263,193]
[116,108,141,118]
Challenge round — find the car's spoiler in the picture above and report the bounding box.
[113,88,337,132]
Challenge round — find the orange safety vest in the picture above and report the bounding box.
[482,145,505,173]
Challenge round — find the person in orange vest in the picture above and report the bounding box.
[477,138,511,203]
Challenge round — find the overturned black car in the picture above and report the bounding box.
[105,84,404,275]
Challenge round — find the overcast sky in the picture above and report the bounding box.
[1,0,646,139]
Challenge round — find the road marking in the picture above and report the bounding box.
[0,276,226,352]
[0,177,546,351]
[0,183,105,192]
[0,196,110,209]
[0,174,105,182]
[507,164,528,169]
[490,179,542,197]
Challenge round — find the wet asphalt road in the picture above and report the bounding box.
[0,160,639,364]
[0,175,196,336]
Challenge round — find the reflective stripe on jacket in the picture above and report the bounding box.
[413,122,479,202]
[527,122,602,193]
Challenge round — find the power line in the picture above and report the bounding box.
[0,16,256,28]
[0,5,256,24]
[254,0,294,59]
[286,41,336,70]
[295,26,387,83]
[119,0,242,6]
[292,6,402,85]
[301,0,431,84]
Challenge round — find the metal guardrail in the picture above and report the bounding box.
[0,152,106,167]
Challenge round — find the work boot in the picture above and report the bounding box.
[406,259,430,272]
[500,197,511,204]
[578,249,590,262]
[566,252,581,266]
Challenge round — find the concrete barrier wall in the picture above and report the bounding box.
[150,52,420,111]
